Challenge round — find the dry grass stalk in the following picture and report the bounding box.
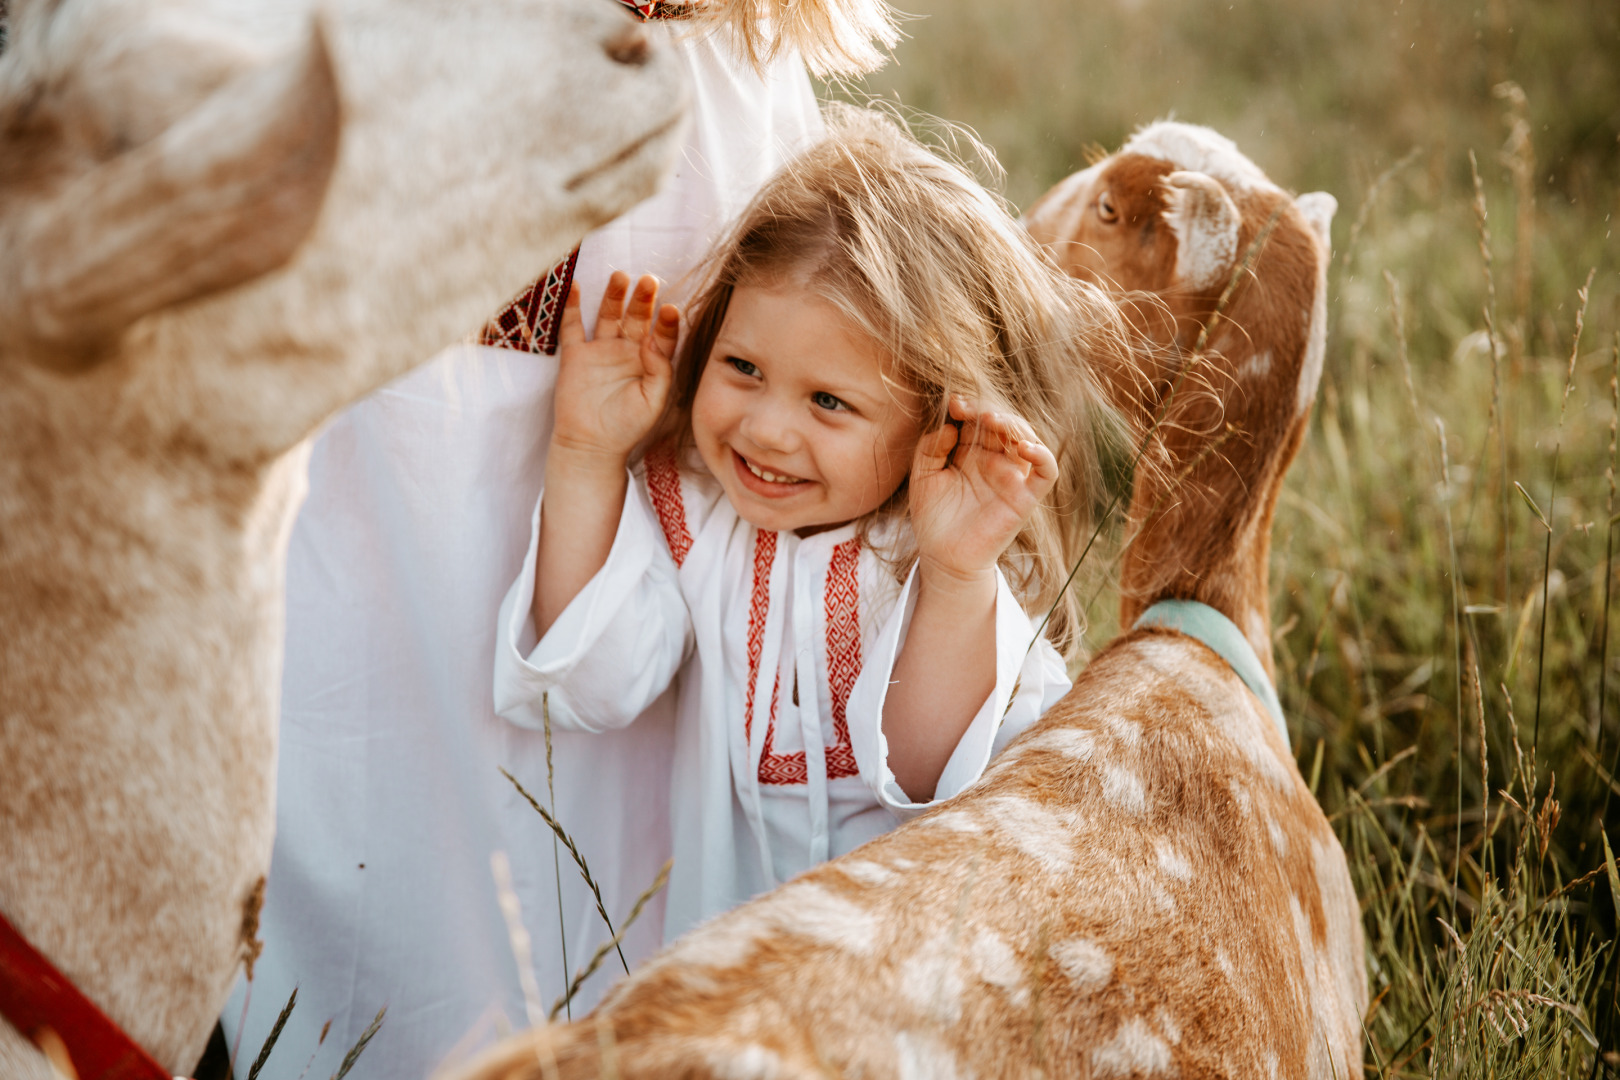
[1598,333,1620,845]
[1383,270,1422,433]
[1491,82,1535,329]
[491,852,548,1029]
[328,1008,386,1080]
[1343,146,1423,271]
[1531,268,1597,753]
[547,860,672,1022]
[542,695,573,1019]
[1469,149,1511,608]
[501,767,629,978]
[245,988,298,1080]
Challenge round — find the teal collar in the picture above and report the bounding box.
[1133,599,1288,747]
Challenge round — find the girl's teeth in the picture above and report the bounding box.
[745,458,801,484]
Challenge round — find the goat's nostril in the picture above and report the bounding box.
[605,25,651,67]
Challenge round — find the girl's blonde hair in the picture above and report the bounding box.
[653,105,1131,657]
[685,0,900,78]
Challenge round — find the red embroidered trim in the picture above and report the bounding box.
[478,247,580,357]
[823,538,862,779]
[743,530,778,744]
[644,449,693,568]
[0,909,169,1080]
[758,669,805,786]
[752,537,863,786]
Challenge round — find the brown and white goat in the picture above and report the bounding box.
[0,1,684,1076]
[449,123,1364,1079]
[1025,122,1339,665]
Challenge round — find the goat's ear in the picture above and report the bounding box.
[1293,191,1338,253]
[1161,170,1241,292]
[7,18,340,370]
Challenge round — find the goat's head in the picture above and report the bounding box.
[0,0,685,390]
[1027,121,1337,658]
[1026,123,1333,355]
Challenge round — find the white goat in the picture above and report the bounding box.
[0,1,684,1076]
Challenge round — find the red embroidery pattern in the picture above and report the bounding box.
[822,538,862,779]
[644,449,693,567]
[756,670,803,785]
[478,247,579,357]
[751,537,863,786]
[743,530,778,743]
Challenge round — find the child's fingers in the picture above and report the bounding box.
[1017,439,1059,494]
[913,422,960,474]
[949,412,1008,471]
[979,409,1034,448]
[556,284,586,350]
[645,303,681,365]
[948,398,1031,452]
[620,274,662,344]
[640,304,680,383]
[964,409,1040,467]
[594,270,632,338]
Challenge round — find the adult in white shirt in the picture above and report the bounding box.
[222,6,897,1077]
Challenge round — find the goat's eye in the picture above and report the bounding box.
[1097,191,1119,224]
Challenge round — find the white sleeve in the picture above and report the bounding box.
[492,474,693,733]
[848,567,1073,817]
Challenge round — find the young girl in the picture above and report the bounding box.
[494,108,1122,940]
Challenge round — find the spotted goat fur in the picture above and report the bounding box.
[448,122,1363,1080]
[0,1,684,1076]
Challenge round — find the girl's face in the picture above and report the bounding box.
[691,284,922,536]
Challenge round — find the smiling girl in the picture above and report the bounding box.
[494,108,1125,938]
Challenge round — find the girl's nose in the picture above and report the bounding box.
[739,396,799,454]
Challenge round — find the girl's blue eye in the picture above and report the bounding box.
[812,391,850,412]
[726,356,759,378]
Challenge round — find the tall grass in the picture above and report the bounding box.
[833,0,1619,1071]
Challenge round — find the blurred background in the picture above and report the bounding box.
[829,1,1620,1073]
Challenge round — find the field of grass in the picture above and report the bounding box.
[830,0,1620,1072]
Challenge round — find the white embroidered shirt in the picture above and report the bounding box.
[494,450,1072,939]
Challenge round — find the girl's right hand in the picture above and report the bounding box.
[551,271,681,462]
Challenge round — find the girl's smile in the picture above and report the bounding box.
[734,450,808,490]
[691,284,921,535]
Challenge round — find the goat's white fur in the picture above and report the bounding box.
[0,1,684,1075]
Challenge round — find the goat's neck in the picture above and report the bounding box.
[1115,330,1311,679]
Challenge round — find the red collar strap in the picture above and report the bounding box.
[0,908,170,1080]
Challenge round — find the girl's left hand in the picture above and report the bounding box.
[909,396,1058,583]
